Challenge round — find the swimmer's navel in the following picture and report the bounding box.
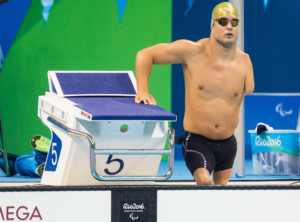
[215,124,219,129]
[198,85,204,90]
[234,93,239,97]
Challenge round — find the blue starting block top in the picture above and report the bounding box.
[49,71,137,97]
[47,71,177,121]
[69,97,177,121]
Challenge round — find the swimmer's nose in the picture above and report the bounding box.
[227,24,233,30]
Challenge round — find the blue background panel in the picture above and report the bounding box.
[245,0,300,93]
[0,0,32,57]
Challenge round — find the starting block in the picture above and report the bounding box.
[38,71,177,185]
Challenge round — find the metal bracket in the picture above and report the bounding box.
[47,116,175,181]
[0,111,10,177]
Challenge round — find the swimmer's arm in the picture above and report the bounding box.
[135,40,195,105]
[244,54,255,94]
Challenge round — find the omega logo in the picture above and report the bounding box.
[0,206,43,221]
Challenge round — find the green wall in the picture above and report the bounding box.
[0,0,171,154]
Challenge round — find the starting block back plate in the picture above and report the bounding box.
[48,71,137,97]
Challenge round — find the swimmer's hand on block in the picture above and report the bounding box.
[135,92,157,105]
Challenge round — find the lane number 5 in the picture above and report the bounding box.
[104,155,124,175]
[51,142,58,165]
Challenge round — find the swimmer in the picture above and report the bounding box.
[135,2,254,185]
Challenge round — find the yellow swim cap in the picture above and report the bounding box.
[211,2,239,29]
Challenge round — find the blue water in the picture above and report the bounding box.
[1,144,300,182]
[158,145,300,181]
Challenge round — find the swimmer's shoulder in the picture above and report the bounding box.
[195,38,211,54]
[236,49,252,66]
[171,38,207,52]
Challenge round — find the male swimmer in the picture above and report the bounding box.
[134,2,254,185]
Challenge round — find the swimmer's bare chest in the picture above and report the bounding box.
[182,55,246,139]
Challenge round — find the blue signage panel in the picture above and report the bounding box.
[245,94,300,159]
[45,131,62,172]
[250,131,299,156]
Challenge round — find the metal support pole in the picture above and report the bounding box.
[0,111,10,176]
[230,0,245,177]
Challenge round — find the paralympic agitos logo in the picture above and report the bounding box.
[0,206,42,221]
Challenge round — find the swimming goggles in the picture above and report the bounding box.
[215,18,239,27]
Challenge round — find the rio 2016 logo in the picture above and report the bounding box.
[123,203,145,221]
[255,135,281,147]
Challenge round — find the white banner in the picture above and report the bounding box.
[158,189,300,222]
[0,191,111,222]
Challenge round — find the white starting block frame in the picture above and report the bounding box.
[38,71,177,185]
